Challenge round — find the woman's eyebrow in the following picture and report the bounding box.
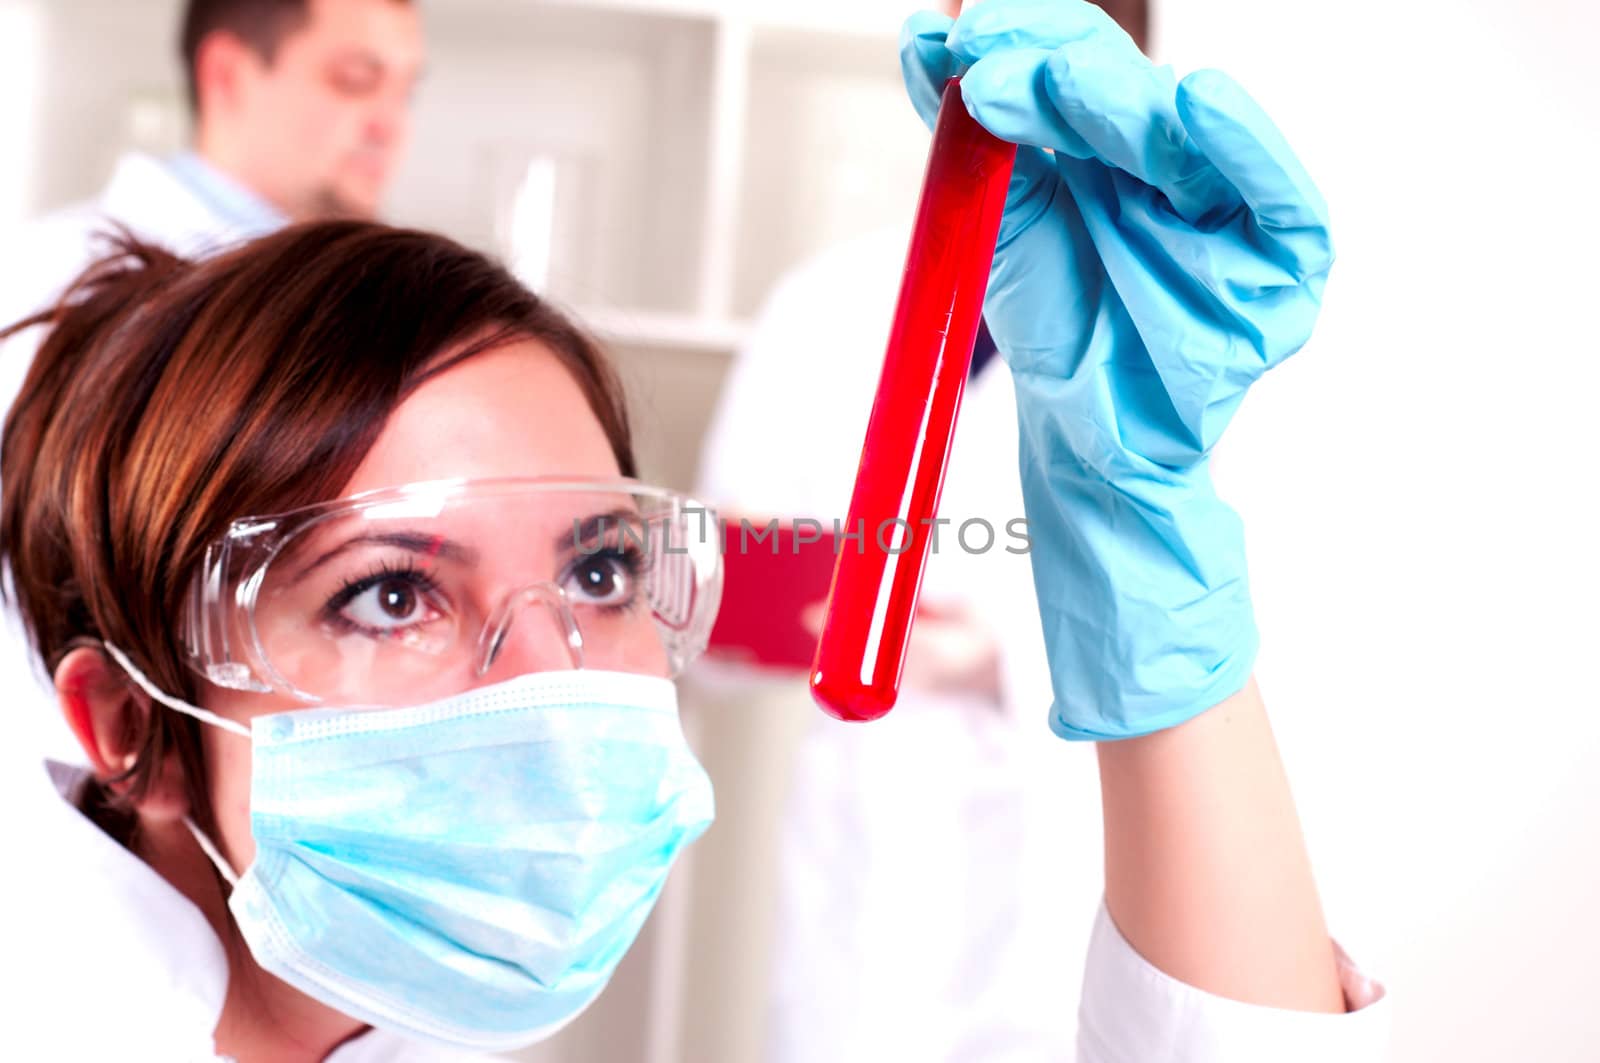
[289,532,478,584]
[562,508,647,554]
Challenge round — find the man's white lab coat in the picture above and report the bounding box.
[697,229,1391,1062]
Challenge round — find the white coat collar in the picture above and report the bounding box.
[9,759,231,1058]
[95,152,276,260]
[10,760,482,1061]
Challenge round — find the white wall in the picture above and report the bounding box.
[0,3,43,227]
[15,0,188,215]
[1154,2,1600,1060]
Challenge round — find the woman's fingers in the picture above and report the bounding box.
[1177,69,1333,277]
[958,47,1098,160]
[1039,43,1240,224]
[939,0,1236,224]
[899,10,962,132]
[945,0,1136,67]
[899,0,1332,311]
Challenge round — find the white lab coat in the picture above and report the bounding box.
[4,758,485,1062]
[0,152,283,767]
[697,229,1391,1062]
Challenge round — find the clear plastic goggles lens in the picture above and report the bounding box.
[186,481,721,705]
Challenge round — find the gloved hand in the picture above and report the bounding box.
[899,0,1334,740]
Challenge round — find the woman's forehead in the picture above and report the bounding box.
[340,340,622,495]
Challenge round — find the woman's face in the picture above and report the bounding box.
[200,338,640,871]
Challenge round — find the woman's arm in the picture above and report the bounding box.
[896,0,1367,1028]
[1097,678,1346,1013]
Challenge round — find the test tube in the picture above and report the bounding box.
[809,77,1016,721]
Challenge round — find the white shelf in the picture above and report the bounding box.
[385,0,931,353]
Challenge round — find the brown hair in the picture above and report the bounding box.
[0,221,634,843]
[179,0,414,114]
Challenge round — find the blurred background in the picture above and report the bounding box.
[1,0,1597,1061]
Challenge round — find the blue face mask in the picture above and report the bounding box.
[105,644,715,1051]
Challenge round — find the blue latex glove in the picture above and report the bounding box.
[899,0,1334,740]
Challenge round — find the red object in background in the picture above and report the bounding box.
[706,520,839,671]
[809,77,1016,722]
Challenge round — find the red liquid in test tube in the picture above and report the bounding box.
[809,78,1016,722]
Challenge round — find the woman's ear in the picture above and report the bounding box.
[54,646,190,822]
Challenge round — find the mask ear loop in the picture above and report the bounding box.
[184,817,242,888]
[100,641,249,886]
[101,641,252,738]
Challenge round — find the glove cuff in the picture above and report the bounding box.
[1019,444,1259,741]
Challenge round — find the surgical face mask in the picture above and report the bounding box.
[105,643,715,1051]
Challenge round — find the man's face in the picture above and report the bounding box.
[231,0,425,218]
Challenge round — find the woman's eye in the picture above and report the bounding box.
[564,554,636,608]
[340,577,438,631]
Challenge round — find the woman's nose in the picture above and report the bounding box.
[475,584,585,680]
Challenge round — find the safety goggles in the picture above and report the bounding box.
[182,477,723,706]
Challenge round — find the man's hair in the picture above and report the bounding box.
[180,0,311,114]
